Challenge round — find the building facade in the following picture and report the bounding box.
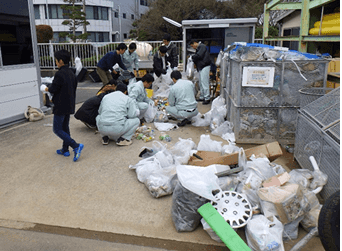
[33,0,149,42]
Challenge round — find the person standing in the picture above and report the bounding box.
[96,84,140,146]
[127,74,155,119]
[163,34,178,71]
[189,39,211,105]
[153,46,169,78]
[96,43,127,85]
[44,49,84,161]
[165,71,198,127]
[122,42,139,77]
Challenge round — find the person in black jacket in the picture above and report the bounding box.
[153,46,169,77]
[190,39,212,105]
[44,50,84,162]
[163,34,178,71]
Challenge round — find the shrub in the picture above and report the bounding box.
[36,25,53,43]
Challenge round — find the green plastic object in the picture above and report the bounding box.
[198,203,251,251]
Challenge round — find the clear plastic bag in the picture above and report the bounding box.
[310,170,328,190]
[144,103,157,123]
[145,165,177,198]
[221,141,240,155]
[171,181,208,232]
[215,50,223,67]
[154,110,168,122]
[212,121,234,137]
[246,215,285,251]
[191,112,211,127]
[170,138,197,165]
[129,157,162,183]
[201,218,222,242]
[241,183,261,209]
[283,216,304,241]
[197,134,223,152]
[217,176,239,192]
[246,155,277,181]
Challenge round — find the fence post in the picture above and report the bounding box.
[50,41,55,70]
[96,43,99,66]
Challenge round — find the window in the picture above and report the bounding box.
[283,27,300,51]
[86,6,94,19]
[48,5,64,19]
[102,7,108,20]
[140,0,148,6]
[87,32,109,42]
[0,0,34,66]
[131,14,134,20]
[34,5,40,19]
[123,33,127,39]
[85,6,108,20]
[123,13,126,19]
[114,12,118,18]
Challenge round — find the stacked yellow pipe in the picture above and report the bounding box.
[309,13,340,35]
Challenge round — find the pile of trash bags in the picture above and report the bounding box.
[128,133,329,250]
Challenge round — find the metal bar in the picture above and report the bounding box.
[265,0,282,10]
[263,4,269,44]
[309,0,335,9]
[299,0,310,52]
[270,2,302,10]
[322,119,340,131]
[266,36,300,41]
[302,35,340,42]
[319,6,324,36]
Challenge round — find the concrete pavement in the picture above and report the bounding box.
[0,80,326,250]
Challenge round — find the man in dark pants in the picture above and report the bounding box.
[190,39,212,105]
[163,34,178,71]
[153,46,169,78]
[96,43,127,85]
[44,49,84,162]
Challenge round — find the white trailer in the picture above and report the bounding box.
[0,0,43,127]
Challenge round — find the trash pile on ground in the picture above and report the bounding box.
[129,132,329,249]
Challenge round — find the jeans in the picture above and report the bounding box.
[53,114,78,152]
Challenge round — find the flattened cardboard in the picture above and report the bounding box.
[262,172,291,188]
[188,141,283,167]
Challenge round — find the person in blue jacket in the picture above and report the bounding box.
[96,83,140,146]
[44,49,84,161]
[127,73,154,119]
[166,70,198,127]
[190,39,212,105]
[96,43,127,86]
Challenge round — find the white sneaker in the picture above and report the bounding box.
[116,138,132,146]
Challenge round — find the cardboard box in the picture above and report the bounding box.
[335,83,340,88]
[262,172,291,188]
[328,58,340,73]
[188,141,283,167]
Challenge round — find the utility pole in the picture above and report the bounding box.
[82,0,87,36]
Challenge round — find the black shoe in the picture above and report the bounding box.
[177,118,190,127]
[140,118,146,125]
[202,100,210,105]
[196,98,204,102]
[102,136,109,145]
[116,137,132,146]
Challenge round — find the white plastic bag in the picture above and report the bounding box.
[221,141,240,155]
[129,157,162,183]
[176,165,222,201]
[75,56,82,76]
[154,122,178,131]
[191,112,211,127]
[201,218,222,242]
[211,121,233,137]
[144,103,157,123]
[215,50,223,67]
[170,138,197,165]
[246,215,285,251]
[197,134,223,152]
[186,57,195,79]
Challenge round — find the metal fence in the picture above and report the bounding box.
[37,41,183,69]
[254,38,279,47]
